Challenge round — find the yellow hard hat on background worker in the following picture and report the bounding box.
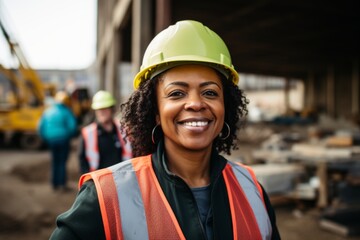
[133,20,239,89]
[91,90,116,110]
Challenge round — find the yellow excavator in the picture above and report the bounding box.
[0,18,57,149]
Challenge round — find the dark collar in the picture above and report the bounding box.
[96,121,117,134]
[151,140,227,185]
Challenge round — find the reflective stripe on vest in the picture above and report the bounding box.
[79,155,272,240]
[224,161,272,239]
[81,123,99,171]
[113,121,132,160]
[81,121,132,172]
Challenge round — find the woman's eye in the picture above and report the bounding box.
[168,90,185,98]
[203,90,218,97]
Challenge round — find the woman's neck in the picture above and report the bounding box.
[164,140,212,188]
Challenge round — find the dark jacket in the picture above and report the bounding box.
[78,122,123,173]
[50,141,280,239]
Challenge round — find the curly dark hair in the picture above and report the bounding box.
[120,72,249,157]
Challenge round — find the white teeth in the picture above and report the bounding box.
[183,121,208,127]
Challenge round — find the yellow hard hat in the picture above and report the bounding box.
[133,20,239,89]
[91,90,116,110]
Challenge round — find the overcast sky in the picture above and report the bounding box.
[0,0,97,69]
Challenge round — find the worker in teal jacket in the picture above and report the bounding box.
[38,91,77,191]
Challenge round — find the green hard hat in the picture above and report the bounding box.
[91,90,116,110]
[133,20,239,89]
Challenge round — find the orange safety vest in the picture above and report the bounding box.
[79,155,272,240]
[81,121,132,172]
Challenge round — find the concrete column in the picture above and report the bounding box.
[156,0,172,33]
[97,0,106,91]
[99,60,106,90]
[352,59,359,116]
[326,65,335,117]
[284,78,290,114]
[132,0,152,75]
[305,71,315,110]
[104,30,120,99]
[113,31,121,101]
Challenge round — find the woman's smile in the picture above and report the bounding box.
[178,118,211,133]
[183,121,209,127]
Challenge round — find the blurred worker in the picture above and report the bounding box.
[78,90,132,174]
[38,91,77,191]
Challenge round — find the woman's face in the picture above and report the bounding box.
[156,64,225,152]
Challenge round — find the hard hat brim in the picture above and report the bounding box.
[133,59,239,89]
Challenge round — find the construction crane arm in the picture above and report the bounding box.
[0,19,45,104]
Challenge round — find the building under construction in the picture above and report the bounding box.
[96,0,359,122]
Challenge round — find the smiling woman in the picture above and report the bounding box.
[50,20,281,240]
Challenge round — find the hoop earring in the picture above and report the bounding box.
[152,124,161,144]
[219,122,230,140]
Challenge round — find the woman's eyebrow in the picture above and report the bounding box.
[164,81,221,89]
[164,81,189,89]
[200,81,222,89]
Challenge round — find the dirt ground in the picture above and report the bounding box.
[0,138,359,240]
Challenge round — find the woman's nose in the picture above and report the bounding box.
[184,94,206,111]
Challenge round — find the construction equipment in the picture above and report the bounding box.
[65,82,91,125]
[0,12,92,149]
[0,17,57,149]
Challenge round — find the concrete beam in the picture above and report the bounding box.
[104,31,120,98]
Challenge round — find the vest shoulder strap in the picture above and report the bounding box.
[223,164,263,239]
[224,162,272,239]
[233,161,264,200]
[131,156,186,239]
